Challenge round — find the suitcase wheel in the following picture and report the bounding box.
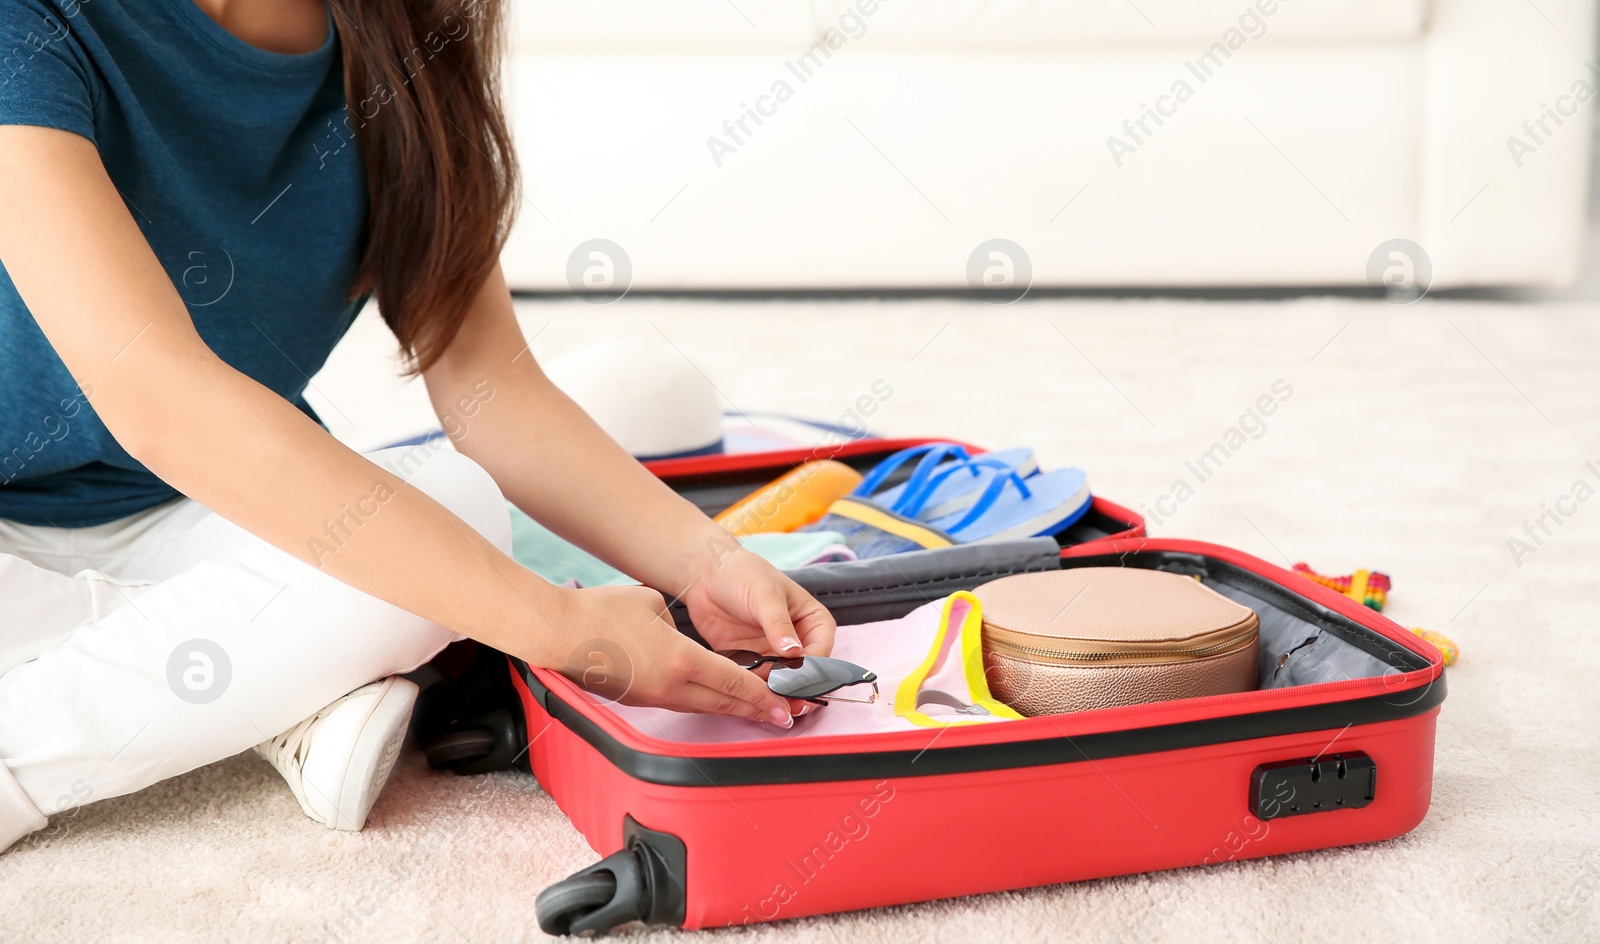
[420,708,527,776]
[537,849,646,937]
[422,728,497,768]
[413,644,528,776]
[537,818,688,936]
[536,869,622,936]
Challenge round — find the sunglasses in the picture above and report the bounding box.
[716,650,880,705]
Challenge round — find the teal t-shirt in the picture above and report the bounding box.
[0,0,368,526]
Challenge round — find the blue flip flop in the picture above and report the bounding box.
[852,443,1038,521]
[922,461,1092,543]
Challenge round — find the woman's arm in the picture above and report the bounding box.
[422,266,837,660]
[0,126,796,725]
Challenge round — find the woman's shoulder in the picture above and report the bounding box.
[0,0,99,45]
[2,2,166,75]
[0,0,103,143]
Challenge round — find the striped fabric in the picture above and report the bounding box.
[805,498,956,559]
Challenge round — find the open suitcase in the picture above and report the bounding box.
[420,439,1447,935]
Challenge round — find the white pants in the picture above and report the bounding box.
[0,447,512,852]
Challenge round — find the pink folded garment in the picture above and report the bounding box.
[597,592,1023,744]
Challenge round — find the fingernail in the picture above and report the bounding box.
[797,703,819,716]
[769,706,793,728]
[778,636,802,653]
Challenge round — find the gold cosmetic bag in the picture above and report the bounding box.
[976,567,1260,716]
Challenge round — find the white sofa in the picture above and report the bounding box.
[498,0,1597,292]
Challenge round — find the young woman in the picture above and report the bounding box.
[0,0,834,848]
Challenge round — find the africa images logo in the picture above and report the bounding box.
[965,239,1033,304]
[566,239,632,305]
[1365,239,1432,304]
[166,639,232,705]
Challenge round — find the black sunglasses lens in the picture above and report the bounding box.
[767,657,874,700]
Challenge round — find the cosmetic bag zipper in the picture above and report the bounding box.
[982,617,1259,666]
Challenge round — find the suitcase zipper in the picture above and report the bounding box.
[982,617,1258,666]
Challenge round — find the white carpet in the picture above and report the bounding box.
[3,295,1597,943]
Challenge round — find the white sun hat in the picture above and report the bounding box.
[543,337,725,460]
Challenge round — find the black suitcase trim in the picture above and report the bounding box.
[516,661,1443,789]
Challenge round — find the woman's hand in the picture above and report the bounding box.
[679,547,837,659]
[545,584,800,727]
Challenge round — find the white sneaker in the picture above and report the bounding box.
[253,676,419,831]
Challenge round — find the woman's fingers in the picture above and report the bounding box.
[673,681,798,728]
[790,590,837,657]
[665,682,768,723]
[751,586,804,656]
[672,671,814,722]
[685,647,794,727]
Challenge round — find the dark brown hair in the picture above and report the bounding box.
[329,0,518,373]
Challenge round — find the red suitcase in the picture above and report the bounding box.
[488,440,1445,934]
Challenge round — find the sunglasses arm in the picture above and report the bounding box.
[813,680,880,705]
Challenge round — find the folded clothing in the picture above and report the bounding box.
[509,506,854,587]
[602,592,1022,744]
[804,497,957,558]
